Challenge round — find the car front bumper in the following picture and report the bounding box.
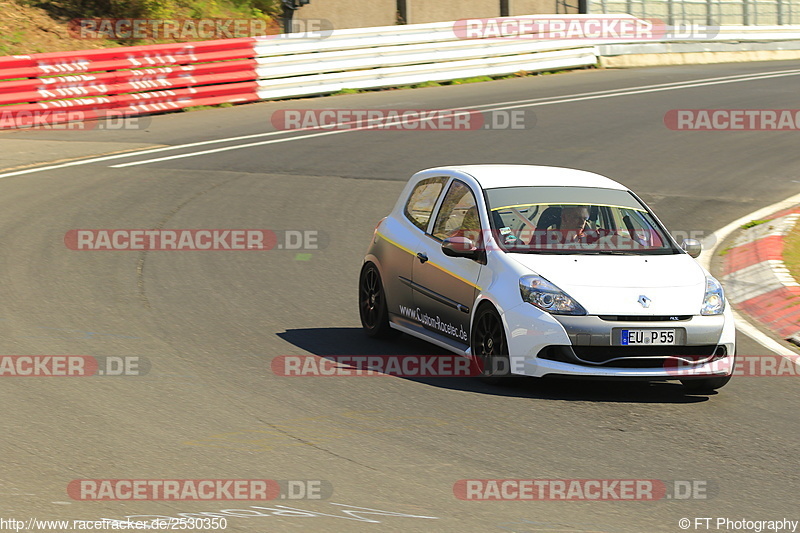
[501,302,736,379]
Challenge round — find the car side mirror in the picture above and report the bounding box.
[681,238,702,258]
[442,236,481,260]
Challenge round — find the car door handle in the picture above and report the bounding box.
[416,252,428,264]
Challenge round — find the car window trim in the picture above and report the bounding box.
[424,176,454,237]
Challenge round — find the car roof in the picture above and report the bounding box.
[419,165,629,191]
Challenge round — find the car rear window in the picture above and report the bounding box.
[404,177,448,231]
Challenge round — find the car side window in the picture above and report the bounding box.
[404,177,448,231]
[432,181,482,242]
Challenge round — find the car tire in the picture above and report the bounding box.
[359,262,399,339]
[472,304,511,384]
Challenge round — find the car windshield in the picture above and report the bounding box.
[485,186,681,255]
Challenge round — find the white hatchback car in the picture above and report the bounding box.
[359,165,736,391]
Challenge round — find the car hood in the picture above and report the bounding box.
[508,253,707,315]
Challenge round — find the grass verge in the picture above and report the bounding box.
[782,216,800,284]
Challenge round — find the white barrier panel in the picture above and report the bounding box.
[257,47,599,100]
[253,16,800,100]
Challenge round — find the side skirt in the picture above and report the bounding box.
[389,315,471,357]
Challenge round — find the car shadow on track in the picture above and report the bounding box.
[277,327,712,404]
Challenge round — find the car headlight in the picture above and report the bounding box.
[519,275,586,315]
[701,276,725,315]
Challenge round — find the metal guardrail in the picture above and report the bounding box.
[0,16,798,127]
[249,17,616,100]
[253,19,800,100]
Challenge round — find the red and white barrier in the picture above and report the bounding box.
[0,38,260,128]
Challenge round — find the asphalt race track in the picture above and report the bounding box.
[1,61,799,533]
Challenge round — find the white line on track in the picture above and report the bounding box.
[109,68,800,168]
[0,67,798,178]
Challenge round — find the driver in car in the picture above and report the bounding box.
[559,205,591,242]
[525,205,603,249]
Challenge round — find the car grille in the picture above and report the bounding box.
[538,345,727,368]
[598,315,692,322]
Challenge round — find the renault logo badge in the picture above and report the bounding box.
[638,295,651,308]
